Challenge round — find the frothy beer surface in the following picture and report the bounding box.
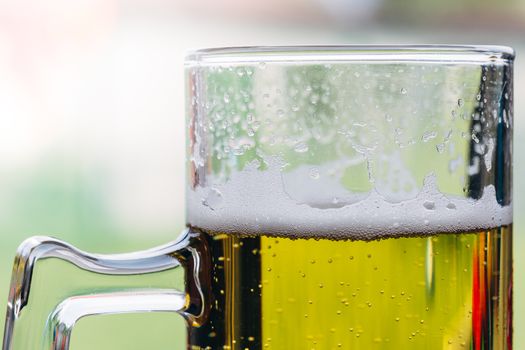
[187,159,512,240]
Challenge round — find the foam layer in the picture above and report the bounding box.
[186,160,512,240]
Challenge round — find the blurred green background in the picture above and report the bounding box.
[0,0,524,349]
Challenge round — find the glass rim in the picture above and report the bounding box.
[185,45,515,65]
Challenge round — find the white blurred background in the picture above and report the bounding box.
[0,0,524,348]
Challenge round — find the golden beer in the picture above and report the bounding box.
[188,226,512,350]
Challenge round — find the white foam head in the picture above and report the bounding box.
[186,158,512,240]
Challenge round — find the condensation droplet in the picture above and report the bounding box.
[294,142,309,153]
[236,68,245,77]
[202,188,223,211]
[436,143,445,153]
[446,203,457,210]
[233,148,246,156]
[400,88,408,95]
[309,167,320,180]
[458,98,464,107]
[423,201,435,210]
[421,131,437,142]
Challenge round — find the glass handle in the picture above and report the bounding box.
[2,229,202,350]
[46,289,185,350]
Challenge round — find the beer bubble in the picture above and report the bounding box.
[188,155,512,240]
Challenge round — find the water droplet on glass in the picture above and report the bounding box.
[400,88,408,95]
[258,61,266,69]
[457,98,464,107]
[436,143,445,153]
[202,188,223,211]
[309,167,320,180]
[236,68,245,77]
[294,142,309,153]
[421,131,437,142]
[223,93,230,104]
[385,114,392,122]
[446,203,456,210]
[423,201,435,210]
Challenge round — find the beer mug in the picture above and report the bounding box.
[3,46,514,350]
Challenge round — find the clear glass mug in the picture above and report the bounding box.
[3,46,514,350]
